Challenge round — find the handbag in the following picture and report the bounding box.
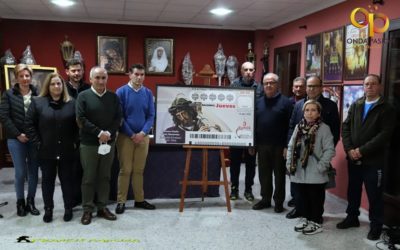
[325,164,336,189]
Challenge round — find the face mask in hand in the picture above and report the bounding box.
[98,143,111,155]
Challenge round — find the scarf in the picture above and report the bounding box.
[289,117,321,175]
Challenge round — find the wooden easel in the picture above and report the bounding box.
[179,145,231,212]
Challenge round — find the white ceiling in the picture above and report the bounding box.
[0,0,345,30]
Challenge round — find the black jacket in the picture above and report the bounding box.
[0,84,38,139]
[342,96,396,167]
[25,96,78,160]
[66,80,90,99]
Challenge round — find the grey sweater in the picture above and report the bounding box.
[286,122,335,184]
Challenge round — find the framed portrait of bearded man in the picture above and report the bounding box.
[145,38,174,76]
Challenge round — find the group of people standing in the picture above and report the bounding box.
[228,61,395,240]
[0,60,155,225]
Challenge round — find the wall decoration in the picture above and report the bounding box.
[4,65,57,93]
[342,84,364,122]
[145,38,174,75]
[344,24,369,80]
[305,33,322,78]
[322,84,342,113]
[97,35,127,74]
[322,27,344,83]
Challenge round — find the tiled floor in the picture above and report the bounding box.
[0,166,385,250]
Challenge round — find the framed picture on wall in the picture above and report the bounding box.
[342,84,364,122]
[322,27,344,83]
[145,38,174,76]
[4,65,57,93]
[344,24,369,80]
[305,33,322,78]
[322,84,342,114]
[97,35,127,74]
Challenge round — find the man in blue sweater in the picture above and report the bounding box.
[115,64,156,214]
[252,73,293,213]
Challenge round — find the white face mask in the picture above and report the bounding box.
[98,143,111,155]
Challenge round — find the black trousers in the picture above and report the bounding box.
[40,159,74,209]
[71,150,83,205]
[257,145,286,205]
[229,148,256,192]
[346,162,383,229]
[297,183,326,224]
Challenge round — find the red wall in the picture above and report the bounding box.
[0,19,254,93]
[254,0,400,208]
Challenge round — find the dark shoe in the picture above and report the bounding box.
[16,199,27,217]
[287,198,295,207]
[81,211,92,225]
[336,217,360,229]
[115,203,126,214]
[25,197,40,216]
[274,204,284,213]
[230,187,239,200]
[252,200,271,210]
[367,227,382,241]
[286,208,300,219]
[43,208,53,223]
[244,191,254,201]
[63,208,73,222]
[135,201,156,210]
[97,208,117,221]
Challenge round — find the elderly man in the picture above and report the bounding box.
[76,66,122,225]
[252,73,292,212]
[337,74,396,241]
[229,62,263,201]
[286,76,340,219]
[115,64,156,214]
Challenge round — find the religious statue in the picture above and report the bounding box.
[214,43,226,86]
[260,42,269,75]
[20,45,36,65]
[226,55,238,84]
[181,52,194,85]
[0,49,16,65]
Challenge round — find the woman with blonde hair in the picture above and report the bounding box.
[0,64,40,217]
[25,72,78,222]
[286,100,335,235]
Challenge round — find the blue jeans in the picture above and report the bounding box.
[7,139,39,199]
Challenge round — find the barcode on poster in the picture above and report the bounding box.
[189,134,231,139]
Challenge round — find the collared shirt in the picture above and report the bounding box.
[91,86,106,97]
[128,82,143,92]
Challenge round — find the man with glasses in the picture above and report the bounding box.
[337,74,396,241]
[286,76,340,219]
[228,62,263,201]
[252,73,292,212]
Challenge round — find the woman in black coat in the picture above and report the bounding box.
[25,72,78,223]
[0,64,40,217]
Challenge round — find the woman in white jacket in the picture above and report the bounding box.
[286,99,335,235]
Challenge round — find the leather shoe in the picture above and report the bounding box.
[367,227,382,241]
[97,208,117,221]
[336,217,360,229]
[252,200,271,210]
[274,204,284,213]
[287,198,295,207]
[115,203,125,214]
[81,211,92,225]
[135,201,156,210]
[63,208,73,222]
[286,208,300,219]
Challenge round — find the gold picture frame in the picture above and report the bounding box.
[97,35,127,74]
[145,38,174,76]
[4,65,58,93]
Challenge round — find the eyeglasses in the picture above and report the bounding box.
[307,85,321,89]
[243,68,254,72]
[263,81,277,86]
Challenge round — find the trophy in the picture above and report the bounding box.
[214,43,226,86]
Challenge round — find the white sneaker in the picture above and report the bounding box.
[302,221,323,235]
[294,218,308,232]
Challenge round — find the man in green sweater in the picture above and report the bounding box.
[76,66,122,225]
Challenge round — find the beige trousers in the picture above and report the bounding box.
[116,133,149,203]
